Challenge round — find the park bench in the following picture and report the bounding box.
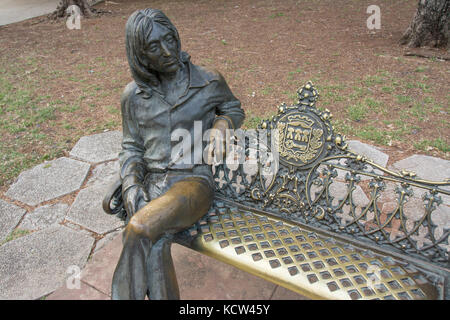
[103,81,449,300]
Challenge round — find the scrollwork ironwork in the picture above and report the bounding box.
[213,81,450,266]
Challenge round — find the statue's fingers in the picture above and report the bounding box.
[139,188,150,202]
[206,136,215,165]
[126,199,135,216]
[206,151,213,165]
[215,136,224,160]
[222,137,228,157]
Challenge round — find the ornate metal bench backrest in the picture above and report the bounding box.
[212,81,450,270]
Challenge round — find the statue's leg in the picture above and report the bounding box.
[146,234,180,300]
[111,230,152,300]
[111,177,213,300]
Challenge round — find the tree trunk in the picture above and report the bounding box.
[400,0,449,48]
[49,0,100,19]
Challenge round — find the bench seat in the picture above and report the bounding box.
[175,198,445,300]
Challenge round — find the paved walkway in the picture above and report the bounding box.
[0,0,104,26]
[0,0,60,26]
[0,130,448,300]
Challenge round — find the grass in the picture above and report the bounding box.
[0,72,90,186]
[414,138,449,153]
[60,105,81,113]
[287,68,302,81]
[365,97,383,112]
[354,125,391,145]
[348,103,368,122]
[382,86,394,93]
[282,90,298,104]
[407,102,427,120]
[415,66,428,73]
[316,83,347,106]
[331,71,448,150]
[0,229,32,246]
[250,70,448,155]
[1,146,39,183]
[106,105,120,115]
[261,86,273,95]
[242,111,276,129]
[269,12,285,18]
[396,95,413,105]
[349,86,370,99]
[363,75,385,86]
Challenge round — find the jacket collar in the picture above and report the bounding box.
[189,62,214,88]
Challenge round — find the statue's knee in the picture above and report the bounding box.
[127,216,148,238]
[126,214,161,243]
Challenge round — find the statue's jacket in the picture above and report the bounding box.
[119,60,245,196]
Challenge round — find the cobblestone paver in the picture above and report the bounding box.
[19,203,69,231]
[66,182,124,234]
[0,200,26,242]
[69,131,122,163]
[5,157,90,206]
[0,225,94,299]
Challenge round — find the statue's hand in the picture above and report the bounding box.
[207,119,231,165]
[123,185,150,217]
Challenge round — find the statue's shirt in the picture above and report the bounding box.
[119,61,244,182]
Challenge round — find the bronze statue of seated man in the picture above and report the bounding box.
[111,8,245,300]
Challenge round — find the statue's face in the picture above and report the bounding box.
[142,22,180,74]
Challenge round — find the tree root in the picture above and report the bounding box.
[404,51,450,61]
[48,0,110,20]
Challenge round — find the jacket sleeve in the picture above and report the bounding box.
[212,73,245,130]
[118,83,147,193]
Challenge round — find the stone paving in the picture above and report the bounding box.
[0,130,448,300]
[0,0,60,26]
[5,157,90,206]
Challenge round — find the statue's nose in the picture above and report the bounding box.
[161,42,171,56]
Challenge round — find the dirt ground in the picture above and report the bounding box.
[0,0,448,191]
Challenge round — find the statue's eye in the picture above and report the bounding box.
[147,44,159,53]
[166,35,175,43]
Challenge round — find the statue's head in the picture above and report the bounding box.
[125,9,189,96]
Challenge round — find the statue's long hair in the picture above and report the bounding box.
[125,8,190,98]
